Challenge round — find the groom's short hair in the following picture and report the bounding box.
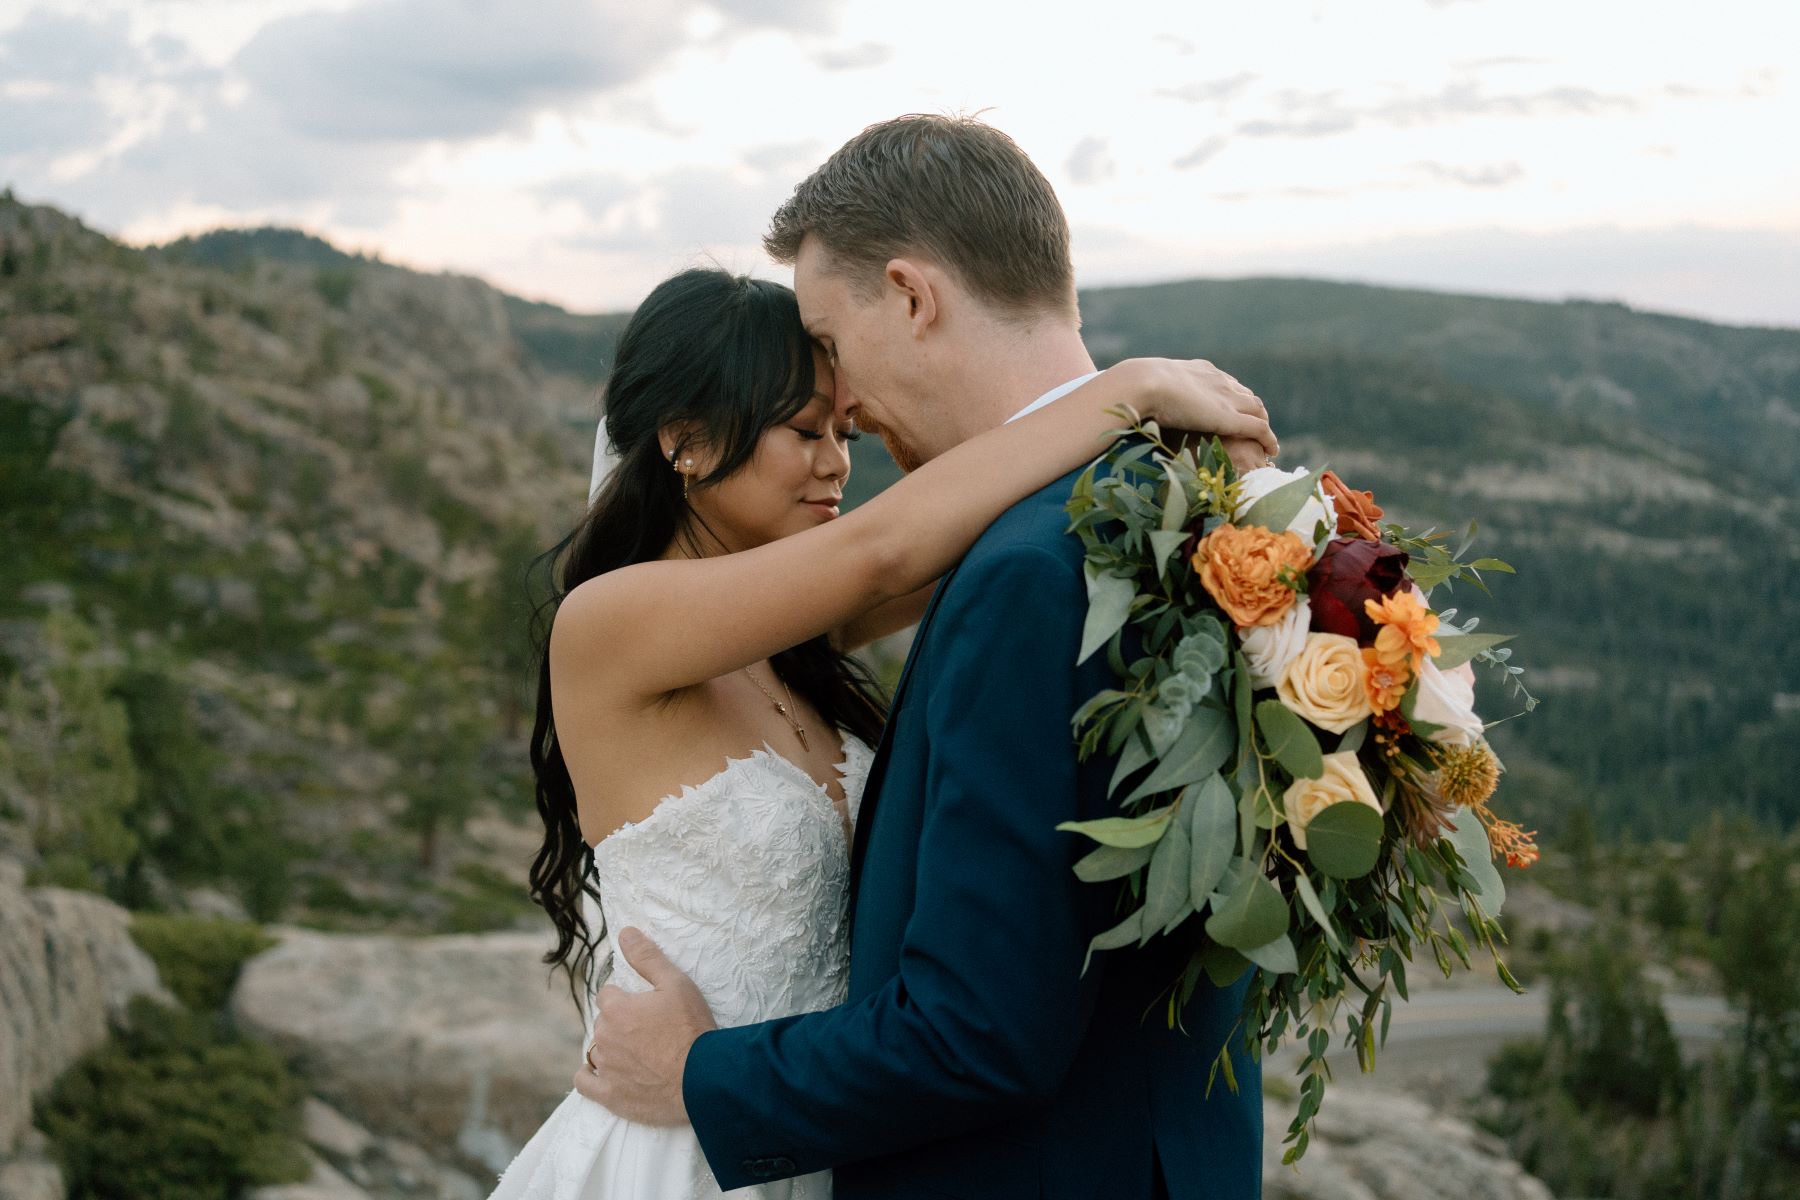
[765,113,1075,319]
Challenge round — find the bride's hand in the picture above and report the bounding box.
[1115,357,1280,472]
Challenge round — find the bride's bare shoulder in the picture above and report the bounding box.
[551,566,664,659]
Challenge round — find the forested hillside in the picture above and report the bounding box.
[3,195,1796,944]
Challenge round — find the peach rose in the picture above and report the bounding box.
[1192,522,1312,628]
[1318,469,1385,540]
[1283,750,1384,850]
[1276,632,1376,734]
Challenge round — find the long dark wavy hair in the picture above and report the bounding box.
[524,267,890,1019]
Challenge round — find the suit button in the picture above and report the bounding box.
[771,1156,797,1172]
[743,1158,775,1178]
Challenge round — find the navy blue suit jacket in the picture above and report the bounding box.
[684,466,1264,1198]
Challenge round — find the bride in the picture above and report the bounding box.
[486,265,1277,1198]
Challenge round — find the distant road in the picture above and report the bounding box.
[1370,986,1732,1045]
[1266,986,1734,1093]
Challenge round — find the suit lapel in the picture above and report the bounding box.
[847,566,960,904]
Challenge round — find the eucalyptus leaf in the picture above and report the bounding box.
[1232,649,1253,765]
[1073,841,1155,883]
[1174,628,1228,681]
[1109,730,1153,798]
[1083,907,1144,974]
[1079,567,1137,665]
[1160,474,1189,532]
[1443,808,1506,916]
[1148,529,1190,582]
[1238,467,1322,533]
[1143,700,1188,757]
[1070,688,1129,733]
[1433,632,1515,671]
[1144,793,1195,932]
[1405,560,1460,590]
[1291,871,1346,955]
[1057,803,1176,849]
[1204,863,1289,950]
[1336,719,1368,755]
[1248,783,1281,829]
[1198,940,1251,988]
[1240,932,1299,975]
[1255,700,1325,780]
[1188,773,1237,903]
[1303,800,1384,880]
[1124,706,1233,804]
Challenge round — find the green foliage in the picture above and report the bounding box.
[314,266,356,309]
[1485,839,1800,1199]
[128,913,277,1012]
[34,996,308,1200]
[368,650,493,870]
[2,608,140,894]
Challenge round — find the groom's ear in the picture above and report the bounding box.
[883,257,938,338]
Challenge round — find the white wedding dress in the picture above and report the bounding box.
[486,732,876,1200]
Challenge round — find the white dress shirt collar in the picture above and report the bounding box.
[1003,369,1102,424]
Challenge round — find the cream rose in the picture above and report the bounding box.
[1240,596,1311,690]
[1411,656,1484,746]
[1283,750,1384,851]
[1276,632,1374,733]
[1234,465,1338,552]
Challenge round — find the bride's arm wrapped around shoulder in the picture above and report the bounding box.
[551,358,1276,707]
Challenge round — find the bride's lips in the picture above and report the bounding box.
[802,497,841,519]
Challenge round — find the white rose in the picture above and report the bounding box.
[1283,750,1384,851]
[1234,465,1338,552]
[1411,656,1484,746]
[1239,596,1311,690]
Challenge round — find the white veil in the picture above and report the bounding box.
[588,417,619,506]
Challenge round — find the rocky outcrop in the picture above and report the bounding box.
[0,862,171,1156]
[245,1098,486,1200]
[1263,1088,1554,1200]
[229,924,585,1179]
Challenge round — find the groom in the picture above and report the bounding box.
[577,114,1264,1198]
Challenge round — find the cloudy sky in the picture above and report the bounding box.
[2,0,1796,325]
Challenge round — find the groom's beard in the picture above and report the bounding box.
[856,406,923,474]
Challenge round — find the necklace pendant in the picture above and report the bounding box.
[795,727,809,751]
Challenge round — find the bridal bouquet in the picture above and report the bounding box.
[1059,412,1539,1164]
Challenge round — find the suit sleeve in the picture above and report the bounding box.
[682,543,1120,1190]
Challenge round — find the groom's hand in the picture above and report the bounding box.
[1219,434,1277,475]
[573,927,717,1125]
[1182,431,1279,476]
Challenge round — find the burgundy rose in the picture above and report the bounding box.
[1305,538,1410,643]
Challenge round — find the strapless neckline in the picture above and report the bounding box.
[587,733,873,854]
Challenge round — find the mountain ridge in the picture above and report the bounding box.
[1,196,1795,939]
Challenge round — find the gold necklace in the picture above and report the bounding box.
[742,664,809,751]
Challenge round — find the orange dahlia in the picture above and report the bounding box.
[1363,589,1441,672]
[1361,646,1410,714]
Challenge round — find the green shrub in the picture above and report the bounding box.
[128,913,277,1013]
[34,995,309,1200]
[315,267,355,310]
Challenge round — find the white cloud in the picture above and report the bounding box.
[1065,136,1115,185]
[232,0,686,143]
[0,0,1793,326]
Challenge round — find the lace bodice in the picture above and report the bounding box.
[581,733,876,1031]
